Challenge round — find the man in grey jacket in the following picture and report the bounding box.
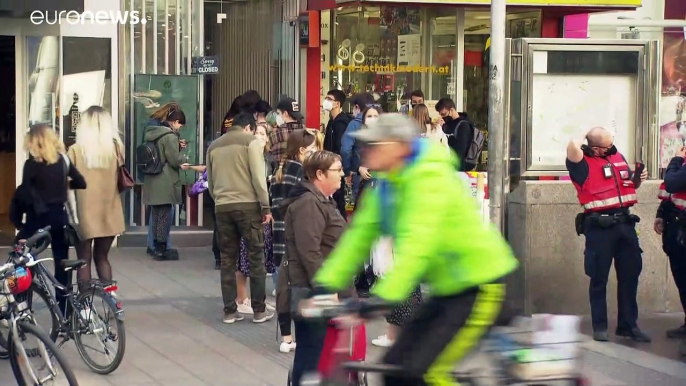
[207,112,274,324]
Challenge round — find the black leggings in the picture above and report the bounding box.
[19,204,70,309]
[150,204,173,243]
[278,313,291,336]
[75,236,116,289]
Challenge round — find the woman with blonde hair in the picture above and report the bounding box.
[412,103,448,149]
[20,124,86,307]
[68,106,126,289]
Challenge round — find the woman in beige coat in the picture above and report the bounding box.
[68,105,126,289]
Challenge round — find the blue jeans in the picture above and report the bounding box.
[147,207,174,249]
[272,265,279,287]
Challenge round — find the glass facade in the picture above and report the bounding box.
[328,6,541,132]
[123,0,203,228]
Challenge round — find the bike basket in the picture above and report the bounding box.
[4,267,32,296]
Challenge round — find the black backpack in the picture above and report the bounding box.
[136,132,174,175]
[448,119,485,166]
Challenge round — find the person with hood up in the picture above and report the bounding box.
[142,106,187,261]
[279,150,347,386]
[322,89,351,219]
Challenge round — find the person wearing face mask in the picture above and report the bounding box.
[341,93,375,178]
[566,127,649,343]
[269,97,305,161]
[323,90,352,219]
[435,97,476,171]
[655,142,686,346]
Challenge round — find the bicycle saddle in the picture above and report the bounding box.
[61,259,87,270]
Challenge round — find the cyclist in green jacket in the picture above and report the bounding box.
[312,113,519,386]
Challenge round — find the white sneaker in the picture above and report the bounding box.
[279,341,296,353]
[236,298,254,314]
[372,334,394,347]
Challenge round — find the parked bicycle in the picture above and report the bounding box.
[298,297,588,386]
[0,228,79,386]
[3,226,126,374]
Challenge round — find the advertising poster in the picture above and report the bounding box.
[660,2,686,168]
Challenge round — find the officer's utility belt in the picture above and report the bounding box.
[665,210,686,227]
[575,211,640,235]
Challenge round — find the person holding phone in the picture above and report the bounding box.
[656,145,686,347]
[566,127,649,343]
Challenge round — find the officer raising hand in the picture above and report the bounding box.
[566,127,650,343]
[656,145,686,344]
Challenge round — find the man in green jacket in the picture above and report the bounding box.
[312,113,519,386]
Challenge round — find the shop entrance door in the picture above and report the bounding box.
[0,19,62,246]
[0,35,16,245]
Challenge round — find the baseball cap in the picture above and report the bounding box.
[276,97,303,120]
[351,113,421,143]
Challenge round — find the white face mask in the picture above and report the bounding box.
[365,117,378,125]
[276,113,285,126]
[322,100,333,111]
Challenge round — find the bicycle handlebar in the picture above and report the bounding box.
[299,296,394,320]
[25,226,51,255]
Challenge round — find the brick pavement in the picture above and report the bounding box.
[0,247,684,386]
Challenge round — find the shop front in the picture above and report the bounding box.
[0,0,118,246]
[305,0,641,168]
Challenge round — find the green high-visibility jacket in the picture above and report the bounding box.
[314,139,518,302]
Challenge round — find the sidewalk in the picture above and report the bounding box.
[0,247,684,386]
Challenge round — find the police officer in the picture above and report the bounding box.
[566,127,650,342]
[656,145,686,346]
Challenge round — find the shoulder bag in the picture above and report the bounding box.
[115,141,134,192]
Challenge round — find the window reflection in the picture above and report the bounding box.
[61,37,112,146]
[27,36,59,131]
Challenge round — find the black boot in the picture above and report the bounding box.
[153,241,179,261]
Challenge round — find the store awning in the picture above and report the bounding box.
[0,0,84,17]
[309,0,640,10]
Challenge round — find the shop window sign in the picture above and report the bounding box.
[191,56,219,75]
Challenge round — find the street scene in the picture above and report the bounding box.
[2,0,686,385]
[0,248,685,386]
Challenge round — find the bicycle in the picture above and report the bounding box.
[6,226,126,374]
[298,297,588,386]
[0,229,79,386]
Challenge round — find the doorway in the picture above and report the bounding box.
[0,35,16,246]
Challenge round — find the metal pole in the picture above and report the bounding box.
[487,0,506,232]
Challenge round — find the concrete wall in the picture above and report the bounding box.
[507,180,682,317]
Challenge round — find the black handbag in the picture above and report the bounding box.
[61,154,81,246]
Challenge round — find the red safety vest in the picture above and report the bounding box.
[658,182,670,201]
[572,153,638,212]
[658,159,686,209]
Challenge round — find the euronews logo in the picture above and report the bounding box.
[30,10,147,25]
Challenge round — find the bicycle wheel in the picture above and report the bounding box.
[28,282,60,343]
[72,288,125,374]
[8,320,79,386]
